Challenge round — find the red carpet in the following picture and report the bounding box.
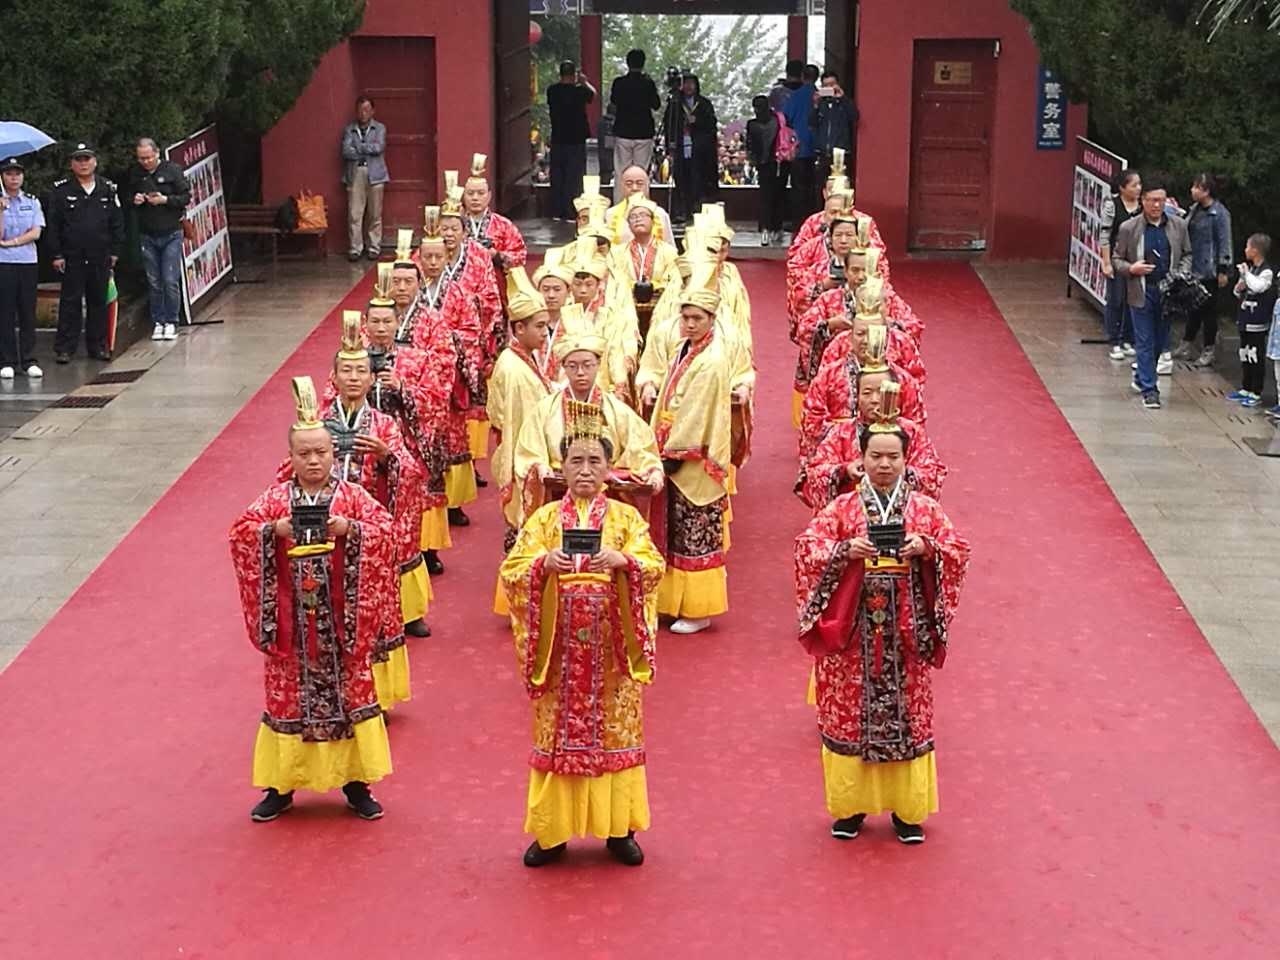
[2,261,1278,956]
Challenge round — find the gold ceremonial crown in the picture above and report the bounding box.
[394,228,415,266]
[370,262,395,308]
[468,153,488,183]
[831,147,846,179]
[860,324,890,374]
[825,148,848,193]
[421,205,445,249]
[505,266,548,323]
[864,247,881,278]
[441,171,463,218]
[831,191,860,226]
[866,380,903,434]
[291,376,323,432]
[338,310,368,362]
[564,399,604,444]
[856,277,885,320]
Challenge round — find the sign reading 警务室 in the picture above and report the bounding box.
[1036,66,1067,150]
[165,124,233,320]
[1069,137,1127,310]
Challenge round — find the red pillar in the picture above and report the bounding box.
[580,14,603,128]
[787,15,808,63]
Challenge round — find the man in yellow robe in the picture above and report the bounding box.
[609,197,681,349]
[488,268,554,612]
[512,333,662,523]
[501,416,665,867]
[559,238,640,397]
[641,263,734,634]
[607,164,675,245]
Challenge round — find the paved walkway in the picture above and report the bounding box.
[0,260,366,666]
[979,263,1280,741]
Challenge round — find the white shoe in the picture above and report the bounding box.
[163,323,178,340]
[1157,352,1173,376]
[0,366,13,380]
[25,364,42,378]
[670,617,712,635]
[1130,361,1137,371]
[151,324,164,341]
[1123,343,1137,357]
[760,231,771,247]
[1108,345,1126,361]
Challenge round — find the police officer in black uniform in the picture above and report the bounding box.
[46,142,124,362]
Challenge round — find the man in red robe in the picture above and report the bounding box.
[797,377,947,511]
[229,377,395,822]
[794,410,969,844]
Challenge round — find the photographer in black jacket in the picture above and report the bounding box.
[124,137,191,341]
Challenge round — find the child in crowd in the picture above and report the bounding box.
[1228,233,1275,408]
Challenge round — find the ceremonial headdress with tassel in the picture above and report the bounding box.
[337,310,368,362]
[291,376,324,432]
[564,399,604,444]
[420,205,446,252]
[370,262,396,309]
[393,228,415,268]
[466,153,489,189]
[866,380,903,434]
[680,257,722,315]
[571,235,610,280]
[440,171,464,219]
[505,266,548,323]
[825,147,849,194]
[553,332,608,362]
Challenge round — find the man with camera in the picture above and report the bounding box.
[547,60,596,222]
[813,70,858,193]
[609,49,661,202]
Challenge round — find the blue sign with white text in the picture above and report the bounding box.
[1036,66,1067,150]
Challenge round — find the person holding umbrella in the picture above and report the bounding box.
[0,156,44,378]
[46,142,123,363]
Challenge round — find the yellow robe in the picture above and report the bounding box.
[609,240,682,295]
[717,261,755,356]
[487,348,554,531]
[557,302,638,396]
[637,306,755,397]
[500,497,666,848]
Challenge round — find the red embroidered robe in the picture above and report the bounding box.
[402,284,481,469]
[795,416,948,511]
[790,208,888,259]
[228,480,393,740]
[794,482,969,762]
[800,355,926,459]
[819,325,927,386]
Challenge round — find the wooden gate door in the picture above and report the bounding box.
[351,36,437,235]
[907,39,996,251]
[493,0,532,216]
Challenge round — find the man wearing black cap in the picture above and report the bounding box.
[0,157,45,379]
[546,59,595,222]
[46,142,124,362]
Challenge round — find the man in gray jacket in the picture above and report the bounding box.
[1112,177,1192,409]
[341,96,390,262]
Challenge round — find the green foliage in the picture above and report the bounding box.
[1013,0,1280,243]
[0,0,363,189]
[530,16,583,143]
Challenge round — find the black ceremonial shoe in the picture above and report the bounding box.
[343,781,384,820]
[605,832,645,866]
[448,507,470,527]
[405,618,431,638]
[891,813,925,844]
[523,841,567,867]
[424,550,445,576]
[831,813,866,840]
[250,788,293,822]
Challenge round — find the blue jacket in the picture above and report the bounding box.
[341,120,390,186]
[782,84,816,159]
[1185,199,1232,281]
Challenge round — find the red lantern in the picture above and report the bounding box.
[529,20,542,46]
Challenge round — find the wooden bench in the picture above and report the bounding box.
[227,204,327,279]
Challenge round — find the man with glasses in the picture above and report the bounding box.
[125,138,191,341]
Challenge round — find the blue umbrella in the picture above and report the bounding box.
[0,121,56,160]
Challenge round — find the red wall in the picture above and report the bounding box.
[262,1,495,247]
[855,0,1086,261]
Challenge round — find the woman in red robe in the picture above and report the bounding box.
[794,412,969,844]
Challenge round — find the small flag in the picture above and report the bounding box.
[105,272,119,352]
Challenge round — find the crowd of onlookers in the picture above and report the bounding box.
[1101,169,1278,415]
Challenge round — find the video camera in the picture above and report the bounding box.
[664,66,685,92]
[368,346,391,375]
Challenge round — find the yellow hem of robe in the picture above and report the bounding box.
[372,644,412,711]
[467,418,490,461]
[420,507,452,551]
[792,389,804,429]
[493,573,510,616]
[657,565,728,619]
[821,746,938,824]
[400,563,430,623]
[445,463,478,508]
[251,716,392,794]
[524,767,650,849]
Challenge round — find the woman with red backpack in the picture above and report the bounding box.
[748,94,794,247]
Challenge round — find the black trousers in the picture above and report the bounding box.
[0,262,38,367]
[790,156,817,228]
[549,143,586,220]
[1182,278,1221,347]
[55,255,111,356]
[1240,327,1268,394]
[756,161,784,231]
